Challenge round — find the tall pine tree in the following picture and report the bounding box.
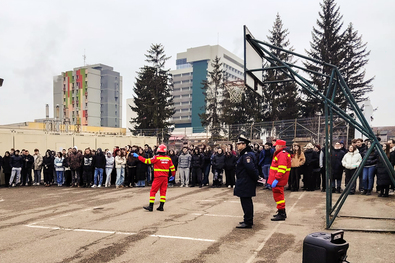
[199,56,229,141]
[340,23,374,109]
[130,44,175,139]
[303,0,373,115]
[263,13,301,121]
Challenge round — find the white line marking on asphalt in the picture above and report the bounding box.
[192,213,240,218]
[150,234,216,242]
[245,191,306,263]
[24,224,216,242]
[223,201,239,203]
[196,200,216,202]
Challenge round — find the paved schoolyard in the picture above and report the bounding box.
[0,184,394,263]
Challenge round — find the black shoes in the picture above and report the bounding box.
[236,222,252,228]
[156,202,164,211]
[271,209,286,221]
[143,203,154,212]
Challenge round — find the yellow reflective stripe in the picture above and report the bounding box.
[145,159,151,164]
[160,196,166,199]
[270,167,278,171]
[278,169,286,174]
[288,154,291,157]
[170,165,175,169]
[157,157,170,160]
[160,196,166,202]
[276,200,285,204]
[149,196,155,203]
[286,168,291,171]
[278,165,288,169]
[154,169,170,172]
[274,157,278,161]
[149,197,155,200]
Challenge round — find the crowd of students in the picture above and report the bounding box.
[1,138,394,198]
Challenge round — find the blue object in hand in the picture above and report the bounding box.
[271,179,278,188]
[169,176,175,181]
[133,153,139,158]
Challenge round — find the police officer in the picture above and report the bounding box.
[234,135,259,229]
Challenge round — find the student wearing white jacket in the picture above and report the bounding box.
[54,152,65,187]
[105,151,115,187]
[341,145,362,194]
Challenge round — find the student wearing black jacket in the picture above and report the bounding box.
[92,148,106,187]
[21,150,34,186]
[42,150,54,187]
[191,148,204,187]
[225,149,237,188]
[212,148,226,187]
[2,152,12,187]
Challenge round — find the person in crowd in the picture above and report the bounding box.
[313,145,322,190]
[143,144,153,186]
[21,149,34,186]
[212,148,225,187]
[341,145,362,195]
[191,148,204,187]
[319,145,327,192]
[178,147,191,187]
[234,135,259,229]
[331,142,346,193]
[259,143,274,190]
[68,147,82,187]
[63,151,70,186]
[303,143,319,191]
[168,149,178,187]
[125,147,138,187]
[136,147,147,187]
[2,151,12,187]
[54,152,65,187]
[33,149,43,186]
[133,144,175,212]
[268,139,291,221]
[81,148,93,188]
[42,150,54,187]
[377,143,392,197]
[355,138,366,192]
[202,146,212,186]
[9,150,23,187]
[104,150,114,187]
[289,143,305,191]
[115,148,126,189]
[227,144,237,156]
[225,147,237,188]
[92,148,106,188]
[361,140,378,195]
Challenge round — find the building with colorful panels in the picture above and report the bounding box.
[53,64,122,128]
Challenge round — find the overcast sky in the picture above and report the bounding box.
[1,0,394,128]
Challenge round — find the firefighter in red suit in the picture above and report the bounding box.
[133,144,175,212]
[267,139,291,221]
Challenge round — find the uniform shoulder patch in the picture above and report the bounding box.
[246,156,251,163]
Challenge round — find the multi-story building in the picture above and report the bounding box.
[170,45,244,133]
[53,64,122,128]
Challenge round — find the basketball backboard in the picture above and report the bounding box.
[244,25,264,95]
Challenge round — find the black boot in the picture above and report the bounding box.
[143,203,154,212]
[273,209,287,218]
[157,202,165,211]
[271,209,286,221]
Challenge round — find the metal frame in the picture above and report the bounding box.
[243,25,395,230]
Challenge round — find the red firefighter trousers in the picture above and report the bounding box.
[149,176,168,203]
[272,186,285,210]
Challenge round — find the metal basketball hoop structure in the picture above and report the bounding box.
[243,25,395,230]
[225,80,245,104]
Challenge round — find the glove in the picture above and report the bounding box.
[271,179,278,188]
[169,176,175,181]
[132,153,139,158]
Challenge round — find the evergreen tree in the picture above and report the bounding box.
[340,23,374,109]
[303,0,345,117]
[199,56,229,141]
[263,13,301,121]
[130,44,175,140]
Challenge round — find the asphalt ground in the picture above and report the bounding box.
[0,184,395,263]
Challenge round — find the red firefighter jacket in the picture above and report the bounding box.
[267,148,291,187]
[138,155,175,178]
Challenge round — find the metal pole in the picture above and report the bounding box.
[318,115,321,145]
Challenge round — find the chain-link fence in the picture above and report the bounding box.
[131,116,351,147]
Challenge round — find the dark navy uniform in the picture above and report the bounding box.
[234,141,259,227]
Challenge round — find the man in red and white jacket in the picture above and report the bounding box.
[267,139,291,221]
[134,144,175,211]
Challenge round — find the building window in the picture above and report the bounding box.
[174,74,181,77]
[173,88,180,92]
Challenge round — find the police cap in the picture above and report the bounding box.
[236,134,251,145]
